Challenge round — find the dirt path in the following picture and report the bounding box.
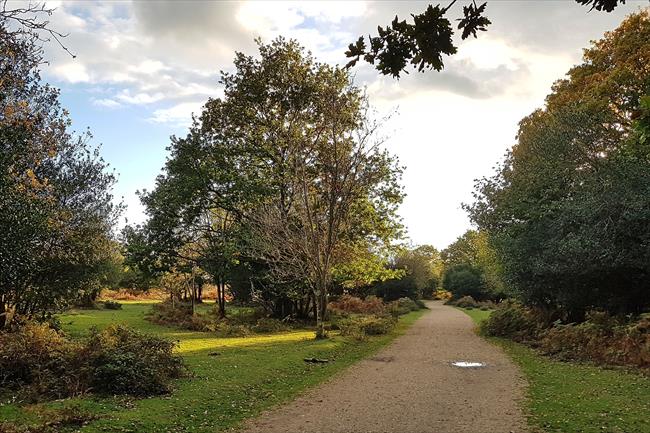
[238,301,529,433]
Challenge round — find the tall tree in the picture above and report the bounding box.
[141,39,404,337]
[0,13,120,327]
[466,10,650,317]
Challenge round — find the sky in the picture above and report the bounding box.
[32,0,645,249]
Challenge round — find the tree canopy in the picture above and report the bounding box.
[136,38,404,336]
[466,10,650,317]
[0,18,120,327]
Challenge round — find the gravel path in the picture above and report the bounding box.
[238,301,529,433]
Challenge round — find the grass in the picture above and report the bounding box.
[0,302,426,433]
[457,307,650,433]
[454,306,491,326]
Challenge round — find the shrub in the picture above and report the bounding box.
[0,323,83,399]
[146,301,203,330]
[450,295,480,309]
[539,312,650,368]
[251,318,289,333]
[433,289,452,300]
[328,295,386,315]
[103,300,122,310]
[0,322,185,401]
[338,315,396,340]
[84,325,184,396]
[479,301,544,342]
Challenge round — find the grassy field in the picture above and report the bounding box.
[457,307,650,433]
[0,302,426,433]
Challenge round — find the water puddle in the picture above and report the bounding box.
[451,361,486,368]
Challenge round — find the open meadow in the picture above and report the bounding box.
[0,302,425,432]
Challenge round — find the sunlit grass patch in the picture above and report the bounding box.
[177,330,315,353]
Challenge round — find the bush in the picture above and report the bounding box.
[338,315,396,340]
[450,295,480,309]
[0,323,83,399]
[328,295,386,315]
[539,312,650,368]
[414,299,428,309]
[0,322,185,401]
[103,300,122,310]
[84,325,184,396]
[479,301,544,342]
[433,289,452,300]
[251,318,289,333]
[481,303,650,369]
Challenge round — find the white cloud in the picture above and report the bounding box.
[92,98,121,108]
[53,62,90,83]
[129,60,168,75]
[116,89,165,105]
[149,102,204,126]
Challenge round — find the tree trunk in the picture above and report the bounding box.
[216,276,226,318]
[1,303,16,330]
[314,287,327,339]
[197,280,203,303]
[191,269,196,316]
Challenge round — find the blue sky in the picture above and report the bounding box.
[35,0,644,248]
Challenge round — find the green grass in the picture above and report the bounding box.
[457,307,650,433]
[0,303,426,433]
[455,307,492,326]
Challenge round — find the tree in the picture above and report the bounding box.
[140,39,404,336]
[466,10,650,317]
[347,0,627,78]
[242,41,404,338]
[442,230,505,299]
[0,14,120,327]
[442,264,485,300]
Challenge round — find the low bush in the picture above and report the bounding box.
[446,295,496,310]
[0,322,184,401]
[84,325,184,396]
[433,289,452,300]
[338,315,396,340]
[539,312,650,368]
[146,302,273,336]
[103,300,122,310]
[99,288,167,301]
[328,295,386,315]
[387,297,422,317]
[414,299,428,309]
[449,295,480,309]
[482,303,650,369]
[479,301,544,342]
[251,318,289,333]
[0,322,84,399]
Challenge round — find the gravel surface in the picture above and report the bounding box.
[238,301,529,433]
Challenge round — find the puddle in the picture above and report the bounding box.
[451,361,486,368]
